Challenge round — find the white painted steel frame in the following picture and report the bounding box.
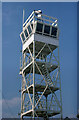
[20,10,62,120]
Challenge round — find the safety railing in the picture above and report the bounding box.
[25,103,32,112]
[26,74,33,86]
[20,55,33,71]
[20,10,58,43]
[23,99,60,113]
[34,99,60,112]
[23,10,58,28]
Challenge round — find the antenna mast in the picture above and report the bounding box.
[23,9,24,29]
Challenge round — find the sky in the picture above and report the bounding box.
[2,2,77,119]
[77,2,79,114]
[0,1,2,120]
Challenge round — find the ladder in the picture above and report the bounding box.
[42,64,53,86]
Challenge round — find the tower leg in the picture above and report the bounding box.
[21,115,23,120]
[33,40,35,120]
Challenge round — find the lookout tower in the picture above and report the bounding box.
[19,10,62,120]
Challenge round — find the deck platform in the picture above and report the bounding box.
[22,109,60,117]
[24,40,57,56]
[20,61,58,75]
[22,84,59,96]
[23,33,59,54]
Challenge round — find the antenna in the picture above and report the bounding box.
[23,9,25,29]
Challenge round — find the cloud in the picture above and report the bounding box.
[2,97,21,118]
[68,113,77,118]
[2,97,21,107]
[0,99,2,119]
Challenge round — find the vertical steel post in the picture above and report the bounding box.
[21,53,24,120]
[21,9,25,119]
[23,9,24,29]
[33,40,35,119]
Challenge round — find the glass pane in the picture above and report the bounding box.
[24,29,28,38]
[51,27,57,36]
[21,33,25,41]
[36,22,43,32]
[44,25,50,34]
[27,25,32,34]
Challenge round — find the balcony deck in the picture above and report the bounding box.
[22,109,60,117]
[20,61,58,75]
[22,84,59,96]
[23,33,59,54]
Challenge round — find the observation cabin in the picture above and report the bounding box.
[20,10,59,53]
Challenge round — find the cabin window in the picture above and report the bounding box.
[21,33,25,41]
[24,29,28,38]
[36,22,43,33]
[27,25,32,34]
[44,25,50,34]
[51,27,57,37]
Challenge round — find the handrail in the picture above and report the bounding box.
[35,16,55,24]
[42,13,58,21]
[23,11,58,29]
[23,15,34,29]
[23,11,34,27]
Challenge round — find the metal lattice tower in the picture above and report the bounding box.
[19,10,62,120]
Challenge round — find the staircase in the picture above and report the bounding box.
[42,64,53,86]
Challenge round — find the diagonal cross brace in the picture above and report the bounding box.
[35,43,46,59]
[22,73,33,107]
[47,44,58,63]
[35,61,61,109]
[35,84,48,108]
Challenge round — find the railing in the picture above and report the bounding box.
[23,11,34,28]
[20,57,58,72]
[20,54,58,73]
[20,55,32,71]
[24,104,32,112]
[20,10,58,43]
[23,10,58,28]
[26,74,33,86]
[24,98,60,112]
[20,52,59,88]
[34,99,60,112]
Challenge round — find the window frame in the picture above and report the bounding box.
[27,24,32,35]
[44,24,50,35]
[36,21,43,34]
[35,21,58,39]
[51,26,58,38]
[20,20,58,44]
[24,29,28,38]
[20,32,26,43]
[22,22,34,43]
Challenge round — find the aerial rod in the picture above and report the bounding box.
[23,8,25,30]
